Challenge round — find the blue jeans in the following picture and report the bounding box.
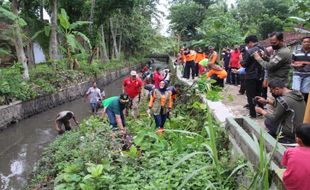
[292,72,310,93]
[106,109,125,130]
[90,103,98,115]
[153,113,167,129]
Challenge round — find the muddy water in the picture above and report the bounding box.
[0,77,124,190]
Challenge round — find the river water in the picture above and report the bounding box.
[0,77,124,190]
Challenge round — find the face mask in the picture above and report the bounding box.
[272,45,281,50]
[272,93,279,99]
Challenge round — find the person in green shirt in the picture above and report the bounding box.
[101,96,118,118]
[105,93,130,133]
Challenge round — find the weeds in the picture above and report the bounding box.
[28,95,250,190]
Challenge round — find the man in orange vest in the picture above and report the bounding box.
[183,48,197,79]
[208,46,218,65]
[195,47,206,77]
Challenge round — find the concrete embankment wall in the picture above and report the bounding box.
[0,64,142,130]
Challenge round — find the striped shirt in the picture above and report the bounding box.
[292,48,310,72]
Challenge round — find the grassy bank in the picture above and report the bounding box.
[28,93,254,190]
[0,57,144,106]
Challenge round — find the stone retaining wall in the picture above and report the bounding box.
[0,64,142,130]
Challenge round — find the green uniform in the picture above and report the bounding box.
[102,96,118,107]
[265,91,305,140]
[257,46,291,85]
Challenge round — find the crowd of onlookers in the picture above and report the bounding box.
[175,32,310,189]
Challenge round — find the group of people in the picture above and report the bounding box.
[177,33,310,190]
[176,46,228,87]
[177,33,309,145]
[54,64,181,135]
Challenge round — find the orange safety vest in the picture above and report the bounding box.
[185,50,196,62]
[195,52,205,63]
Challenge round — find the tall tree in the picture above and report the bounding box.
[11,0,29,80]
[49,0,58,64]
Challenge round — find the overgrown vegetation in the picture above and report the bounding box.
[28,94,253,190]
[0,57,143,105]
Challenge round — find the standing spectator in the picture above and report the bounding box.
[253,32,291,86]
[153,67,164,88]
[123,70,143,118]
[195,48,205,77]
[148,81,173,133]
[291,36,310,102]
[242,35,264,118]
[85,81,102,116]
[222,47,231,84]
[281,124,310,190]
[229,46,241,85]
[183,48,196,79]
[208,46,218,65]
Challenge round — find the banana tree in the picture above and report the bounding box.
[58,8,91,69]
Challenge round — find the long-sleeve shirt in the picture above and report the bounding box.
[257,46,291,85]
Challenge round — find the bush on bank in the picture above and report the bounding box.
[28,95,253,190]
[0,57,144,106]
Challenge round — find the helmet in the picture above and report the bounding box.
[119,93,130,104]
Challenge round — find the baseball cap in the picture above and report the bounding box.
[130,70,137,76]
[119,93,130,103]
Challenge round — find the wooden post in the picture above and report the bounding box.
[304,93,310,123]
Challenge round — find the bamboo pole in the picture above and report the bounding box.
[304,93,310,123]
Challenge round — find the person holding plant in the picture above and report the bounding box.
[105,93,130,133]
[148,80,173,133]
[281,123,310,190]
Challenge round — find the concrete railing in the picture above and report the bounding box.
[0,64,142,130]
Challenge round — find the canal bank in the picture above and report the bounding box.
[0,64,142,130]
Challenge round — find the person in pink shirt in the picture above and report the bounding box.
[153,67,163,88]
[281,123,310,190]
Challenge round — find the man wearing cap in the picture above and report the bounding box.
[105,93,130,133]
[123,71,143,118]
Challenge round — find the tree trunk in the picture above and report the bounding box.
[109,17,119,59]
[118,32,122,58]
[26,42,35,67]
[49,0,58,65]
[11,0,29,81]
[100,25,109,62]
[89,0,95,35]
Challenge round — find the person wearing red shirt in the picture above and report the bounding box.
[123,70,143,118]
[153,67,164,88]
[229,46,241,85]
[281,124,310,190]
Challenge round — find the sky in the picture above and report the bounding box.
[156,0,236,36]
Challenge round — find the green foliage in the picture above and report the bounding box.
[196,74,223,101]
[28,95,250,190]
[168,1,206,41]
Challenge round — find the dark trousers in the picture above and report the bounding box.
[264,119,295,143]
[230,67,240,85]
[195,63,199,76]
[245,79,262,117]
[183,60,195,79]
[211,74,224,87]
[239,76,246,94]
[225,68,231,83]
[153,113,167,129]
